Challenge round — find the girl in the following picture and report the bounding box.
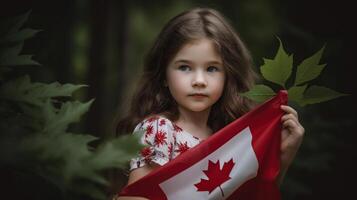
[115,7,304,200]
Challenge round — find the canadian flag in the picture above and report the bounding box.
[120,90,287,200]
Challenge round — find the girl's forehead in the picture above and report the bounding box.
[172,38,222,63]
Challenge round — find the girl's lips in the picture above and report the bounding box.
[188,93,208,97]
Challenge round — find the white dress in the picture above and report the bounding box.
[130,115,204,171]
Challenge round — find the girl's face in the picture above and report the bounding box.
[166,38,225,114]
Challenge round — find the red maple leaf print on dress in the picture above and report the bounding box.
[140,147,153,163]
[146,116,159,123]
[140,147,152,157]
[145,125,154,138]
[194,158,235,197]
[173,124,183,133]
[175,141,190,154]
[154,130,167,146]
[159,119,166,126]
[168,142,173,156]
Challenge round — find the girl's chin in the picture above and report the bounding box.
[177,100,215,113]
[182,105,212,113]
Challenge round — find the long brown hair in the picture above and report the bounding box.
[116,7,258,135]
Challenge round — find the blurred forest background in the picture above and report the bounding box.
[1,0,356,199]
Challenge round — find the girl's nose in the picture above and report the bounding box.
[192,71,207,87]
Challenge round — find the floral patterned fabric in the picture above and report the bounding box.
[130,116,203,171]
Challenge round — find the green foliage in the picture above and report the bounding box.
[0,75,86,106]
[294,46,326,85]
[240,84,275,102]
[302,85,348,106]
[0,11,40,69]
[242,37,348,106]
[260,37,293,88]
[0,11,142,200]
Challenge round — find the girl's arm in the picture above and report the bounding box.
[278,105,305,185]
[116,164,158,200]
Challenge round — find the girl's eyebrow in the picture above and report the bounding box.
[174,59,192,64]
[207,60,223,65]
[174,59,222,65]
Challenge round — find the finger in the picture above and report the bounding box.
[281,113,299,124]
[282,119,298,129]
[281,129,289,141]
[283,119,305,136]
[281,105,298,119]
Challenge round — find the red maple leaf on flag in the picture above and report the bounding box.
[194,158,235,197]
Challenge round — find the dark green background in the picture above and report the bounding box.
[1,0,356,199]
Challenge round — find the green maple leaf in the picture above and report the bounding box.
[243,37,348,106]
[0,75,86,106]
[0,10,40,68]
[288,85,308,106]
[241,84,276,102]
[42,99,94,134]
[89,133,143,170]
[0,10,31,37]
[0,10,41,44]
[0,42,39,66]
[0,28,41,44]
[260,37,293,88]
[0,48,40,66]
[301,85,348,106]
[294,45,326,86]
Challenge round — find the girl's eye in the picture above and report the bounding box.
[178,65,191,71]
[207,66,219,72]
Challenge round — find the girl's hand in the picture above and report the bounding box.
[278,105,305,184]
